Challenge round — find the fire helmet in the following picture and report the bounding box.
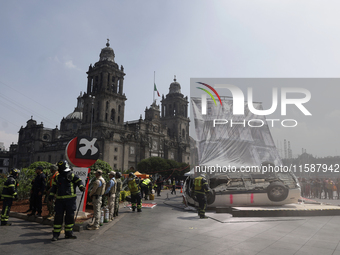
[57,160,71,172]
[10,168,20,178]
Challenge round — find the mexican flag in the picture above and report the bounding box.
[154,83,160,97]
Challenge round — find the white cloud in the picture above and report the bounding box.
[65,60,76,69]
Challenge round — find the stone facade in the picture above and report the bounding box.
[14,41,190,170]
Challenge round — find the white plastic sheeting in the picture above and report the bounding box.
[191,97,281,171]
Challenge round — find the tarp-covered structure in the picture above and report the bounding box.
[191,97,281,173]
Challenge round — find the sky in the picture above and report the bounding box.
[0,0,340,157]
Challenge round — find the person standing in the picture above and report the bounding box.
[87,169,106,230]
[1,168,20,226]
[156,175,163,196]
[104,171,116,222]
[127,173,142,212]
[46,164,59,219]
[140,176,153,200]
[28,166,46,217]
[171,178,176,195]
[192,174,211,219]
[114,172,122,217]
[49,160,85,241]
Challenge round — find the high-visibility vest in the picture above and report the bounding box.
[142,179,151,186]
[194,177,203,191]
[128,178,139,193]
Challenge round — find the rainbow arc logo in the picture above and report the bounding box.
[196,82,223,106]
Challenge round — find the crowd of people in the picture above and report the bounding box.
[299,177,340,199]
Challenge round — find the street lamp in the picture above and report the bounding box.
[90,95,95,137]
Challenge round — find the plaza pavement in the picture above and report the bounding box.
[1,190,340,255]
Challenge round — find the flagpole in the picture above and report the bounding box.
[153,71,155,103]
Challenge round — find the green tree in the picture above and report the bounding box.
[137,157,190,177]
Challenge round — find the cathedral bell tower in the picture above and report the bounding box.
[161,76,189,143]
[82,39,127,136]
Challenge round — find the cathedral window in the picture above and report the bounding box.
[112,77,116,93]
[182,129,185,138]
[118,116,120,123]
[118,105,121,113]
[130,146,135,155]
[105,113,108,121]
[106,101,109,110]
[111,109,115,122]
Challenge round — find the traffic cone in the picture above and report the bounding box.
[180,186,183,193]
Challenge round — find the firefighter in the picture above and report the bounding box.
[49,160,85,241]
[127,173,142,212]
[192,174,211,219]
[171,178,176,195]
[104,171,116,221]
[140,176,153,200]
[1,168,20,226]
[87,169,106,230]
[114,172,122,217]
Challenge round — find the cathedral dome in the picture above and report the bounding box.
[65,111,82,120]
[169,76,181,94]
[65,92,84,120]
[99,39,115,62]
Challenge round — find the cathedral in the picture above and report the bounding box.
[13,41,190,170]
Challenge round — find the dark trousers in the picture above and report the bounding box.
[1,198,13,224]
[53,198,76,237]
[141,186,149,199]
[31,193,43,214]
[171,185,176,195]
[157,185,161,196]
[131,192,142,210]
[195,193,207,217]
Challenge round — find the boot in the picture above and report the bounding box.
[65,232,77,239]
[1,222,12,226]
[51,232,59,241]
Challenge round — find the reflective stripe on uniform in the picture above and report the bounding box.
[56,194,77,199]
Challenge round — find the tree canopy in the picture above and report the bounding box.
[137,157,190,177]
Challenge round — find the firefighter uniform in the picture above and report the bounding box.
[171,179,176,195]
[49,160,84,241]
[193,176,210,219]
[104,171,116,221]
[128,174,142,212]
[114,172,122,217]
[1,169,19,226]
[140,177,153,200]
[88,169,106,230]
